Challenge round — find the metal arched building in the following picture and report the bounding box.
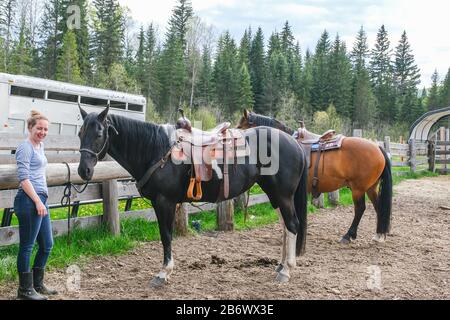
[409,106,450,142]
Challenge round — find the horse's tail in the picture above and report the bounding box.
[377,147,393,234]
[295,151,308,256]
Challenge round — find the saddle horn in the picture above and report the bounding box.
[176,108,192,132]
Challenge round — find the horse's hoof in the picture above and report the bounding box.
[372,234,386,243]
[275,272,290,283]
[275,264,283,273]
[149,276,167,288]
[339,237,351,245]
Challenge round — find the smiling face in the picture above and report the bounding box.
[28,119,49,144]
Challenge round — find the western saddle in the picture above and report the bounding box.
[172,110,249,201]
[295,121,345,198]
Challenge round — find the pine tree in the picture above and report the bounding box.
[9,22,35,75]
[267,32,281,58]
[156,32,186,118]
[280,21,295,55]
[352,67,377,128]
[196,44,213,106]
[369,25,396,122]
[167,0,193,52]
[427,70,440,111]
[142,23,160,103]
[56,30,82,84]
[290,42,303,98]
[263,51,289,115]
[212,31,239,117]
[0,0,16,72]
[311,30,331,111]
[237,63,254,110]
[92,0,125,75]
[350,26,369,73]
[394,31,421,123]
[299,49,314,116]
[39,0,66,79]
[69,0,91,80]
[328,35,352,118]
[438,68,450,107]
[238,28,251,68]
[135,26,146,89]
[249,27,265,113]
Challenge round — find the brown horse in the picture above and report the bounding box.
[238,110,392,244]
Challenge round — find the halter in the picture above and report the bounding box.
[79,120,119,161]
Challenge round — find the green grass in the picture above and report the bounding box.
[0,169,440,284]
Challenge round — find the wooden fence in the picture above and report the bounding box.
[429,127,450,174]
[0,133,265,246]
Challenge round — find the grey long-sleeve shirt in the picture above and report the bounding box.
[16,140,48,196]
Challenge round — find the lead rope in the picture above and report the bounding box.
[61,162,89,244]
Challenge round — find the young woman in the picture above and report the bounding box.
[14,110,57,300]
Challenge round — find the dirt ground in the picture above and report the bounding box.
[1,176,449,300]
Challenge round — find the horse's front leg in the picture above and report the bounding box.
[149,194,177,288]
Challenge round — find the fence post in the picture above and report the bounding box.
[312,194,325,208]
[428,141,436,173]
[328,191,340,206]
[353,129,362,138]
[384,136,391,156]
[217,200,234,231]
[409,139,417,173]
[102,179,120,236]
[234,192,249,212]
[174,203,189,236]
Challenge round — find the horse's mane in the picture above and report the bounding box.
[108,114,171,163]
[250,113,295,135]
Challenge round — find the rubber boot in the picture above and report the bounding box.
[33,267,58,295]
[17,272,47,300]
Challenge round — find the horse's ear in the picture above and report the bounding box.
[98,104,110,123]
[78,103,88,120]
[243,109,249,119]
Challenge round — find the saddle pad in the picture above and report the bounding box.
[302,135,345,168]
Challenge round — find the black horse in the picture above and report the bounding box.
[77,106,308,286]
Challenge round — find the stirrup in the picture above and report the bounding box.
[187,178,203,201]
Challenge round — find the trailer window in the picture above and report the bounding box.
[48,91,78,103]
[7,119,26,133]
[80,96,107,106]
[49,123,61,135]
[10,86,45,99]
[61,124,77,136]
[128,104,144,112]
[110,100,126,110]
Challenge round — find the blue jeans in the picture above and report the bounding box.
[14,190,53,273]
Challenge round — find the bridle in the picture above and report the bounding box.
[79,120,119,161]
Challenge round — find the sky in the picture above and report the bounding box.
[118,0,450,88]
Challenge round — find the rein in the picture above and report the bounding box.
[61,162,90,244]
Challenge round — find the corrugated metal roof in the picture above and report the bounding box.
[409,106,450,141]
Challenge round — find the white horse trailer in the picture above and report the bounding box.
[0,72,146,135]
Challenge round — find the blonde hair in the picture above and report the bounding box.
[27,110,48,129]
